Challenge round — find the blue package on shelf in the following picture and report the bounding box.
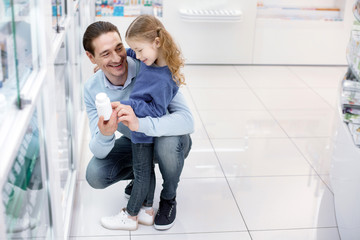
[113,5,124,16]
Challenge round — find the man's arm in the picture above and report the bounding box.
[118,91,194,137]
[84,86,116,159]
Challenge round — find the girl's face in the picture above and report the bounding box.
[126,37,163,66]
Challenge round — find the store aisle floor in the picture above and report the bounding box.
[70,65,347,240]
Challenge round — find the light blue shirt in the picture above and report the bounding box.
[83,57,194,159]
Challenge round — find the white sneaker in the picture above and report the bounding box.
[100,209,138,231]
[138,207,154,226]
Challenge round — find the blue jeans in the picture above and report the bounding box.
[86,135,192,210]
[126,143,155,216]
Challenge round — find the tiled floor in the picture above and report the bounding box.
[70,65,347,240]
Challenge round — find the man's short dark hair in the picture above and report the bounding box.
[83,21,121,56]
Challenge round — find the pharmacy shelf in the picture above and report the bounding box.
[331,72,360,239]
[256,7,342,21]
[179,8,243,22]
[95,16,164,48]
[354,1,360,22]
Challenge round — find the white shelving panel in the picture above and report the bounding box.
[94,0,353,65]
[253,0,353,65]
[253,18,350,65]
[163,0,256,64]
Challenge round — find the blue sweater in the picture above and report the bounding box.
[121,49,179,143]
[84,57,194,159]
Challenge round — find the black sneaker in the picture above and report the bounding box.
[154,197,176,230]
[124,180,133,199]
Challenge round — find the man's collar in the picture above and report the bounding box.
[103,56,137,90]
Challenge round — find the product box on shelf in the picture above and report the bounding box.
[95,0,162,17]
[349,122,360,145]
[340,68,360,145]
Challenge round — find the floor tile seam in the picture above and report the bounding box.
[235,65,311,89]
[208,136,330,140]
[244,89,333,139]
[214,135,333,240]
[225,174,326,179]
[188,84,338,90]
[266,106,334,111]
[287,66,339,110]
[196,107,335,111]
[248,226,339,232]
[289,137,334,194]
[208,69,294,142]
[286,66,321,89]
[129,229,250,236]
[188,86,250,89]
[185,82,232,185]
[188,86,337,91]
[75,174,328,183]
[205,138,253,234]
[69,233,130,238]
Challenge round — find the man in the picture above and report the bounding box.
[82,21,193,230]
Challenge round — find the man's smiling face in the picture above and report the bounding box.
[87,31,128,86]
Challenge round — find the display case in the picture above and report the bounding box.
[330,1,360,239]
[0,0,40,118]
[0,103,51,240]
[0,0,90,239]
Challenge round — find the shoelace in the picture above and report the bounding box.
[157,200,174,218]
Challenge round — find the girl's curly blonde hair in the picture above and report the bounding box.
[125,15,185,86]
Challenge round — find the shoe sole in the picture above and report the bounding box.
[138,220,154,226]
[101,222,138,231]
[154,220,175,230]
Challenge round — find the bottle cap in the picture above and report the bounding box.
[96,92,108,103]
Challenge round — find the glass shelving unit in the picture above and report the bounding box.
[53,35,75,222]
[1,105,51,239]
[0,0,39,120]
[0,1,90,238]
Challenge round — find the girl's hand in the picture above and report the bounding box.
[116,104,139,132]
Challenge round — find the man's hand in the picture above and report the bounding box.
[97,106,119,136]
[115,103,139,132]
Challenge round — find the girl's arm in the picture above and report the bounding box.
[137,91,194,136]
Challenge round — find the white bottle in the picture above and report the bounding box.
[95,92,112,121]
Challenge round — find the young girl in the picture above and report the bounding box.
[100,15,185,231]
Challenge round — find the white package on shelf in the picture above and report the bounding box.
[343,79,360,91]
[348,122,360,145]
[347,28,360,76]
[342,90,360,105]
